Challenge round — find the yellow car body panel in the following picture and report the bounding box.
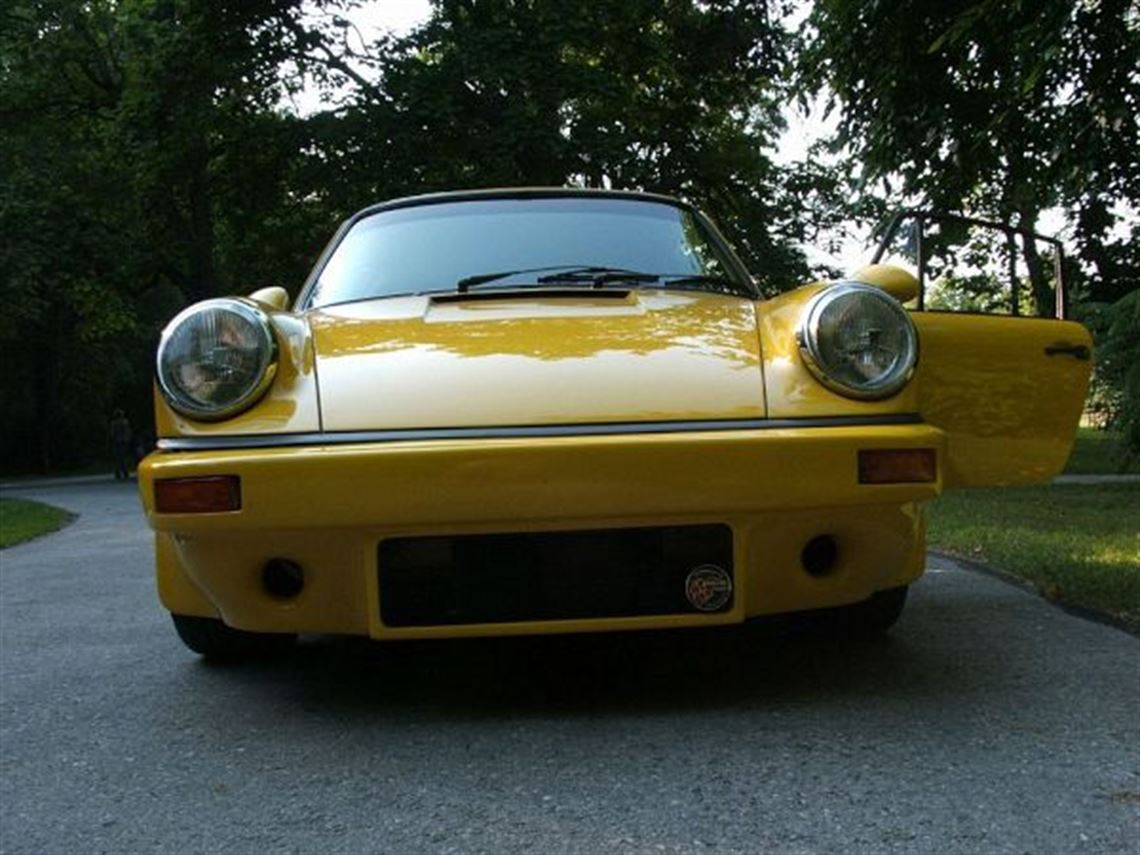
[911,313,1093,486]
[141,190,1094,647]
[309,290,767,430]
[143,292,1090,640]
[756,285,1091,485]
[850,264,920,303]
[140,423,939,637]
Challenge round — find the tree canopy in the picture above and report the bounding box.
[1,0,1136,472]
[802,0,1138,450]
[802,0,1139,305]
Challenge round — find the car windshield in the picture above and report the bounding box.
[304,196,749,307]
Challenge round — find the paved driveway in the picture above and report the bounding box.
[1,481,1137,854]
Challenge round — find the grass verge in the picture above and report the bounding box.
[1064,427,1139,475]
[0,498,75,548]
[927,483,1140,631]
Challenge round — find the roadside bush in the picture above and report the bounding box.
[1084,289,1140,466]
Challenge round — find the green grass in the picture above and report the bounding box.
[0,498,75,548]
[1064,427,1140,475]
[927,483,1140,630]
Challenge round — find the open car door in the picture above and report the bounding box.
[872,211,1092,487]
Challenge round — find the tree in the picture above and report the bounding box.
[0,0,344,470]
[1090,290,1140,464]
[0,0,828,472]
[800,0,1139,310]
[334,0,809,287]
[801,0,1140,456]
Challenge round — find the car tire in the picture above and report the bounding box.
[171,614,296,661]
[804,585,909,639]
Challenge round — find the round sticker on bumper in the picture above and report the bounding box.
[684,564,733,612]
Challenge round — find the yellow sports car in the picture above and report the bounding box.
[138,189,1092,659]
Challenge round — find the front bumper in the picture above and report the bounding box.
[139,423,944,639]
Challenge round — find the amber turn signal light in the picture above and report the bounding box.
[858,449,937,484]
[154,476,241,513]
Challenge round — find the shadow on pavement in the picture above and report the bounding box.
[182,614,985,722]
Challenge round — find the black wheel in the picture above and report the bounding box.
[171,614,296,661]
[802,585,909,639]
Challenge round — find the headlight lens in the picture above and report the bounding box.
[156,299,278,420]
[796,282,918,399]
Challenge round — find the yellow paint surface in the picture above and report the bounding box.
[146,280,1091,639]
[141,424,938,635]
[309,290,767,429]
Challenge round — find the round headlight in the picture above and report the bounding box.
[156,299,278,420]
[796,282,918,400]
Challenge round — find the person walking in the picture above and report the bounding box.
[110,409,132,480]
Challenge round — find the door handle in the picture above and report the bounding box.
[1044,343,1091,360]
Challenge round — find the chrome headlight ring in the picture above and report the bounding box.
[156,298,279,421]
[796,282,918,400]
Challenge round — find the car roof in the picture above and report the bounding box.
[345,187,696,227]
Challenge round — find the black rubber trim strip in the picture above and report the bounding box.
[430,287,632,304]
[156,413,924,452]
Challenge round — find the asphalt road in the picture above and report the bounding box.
[1,481,1138,855]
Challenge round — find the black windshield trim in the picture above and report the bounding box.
[296,189,759,309]
[430,287,632,304]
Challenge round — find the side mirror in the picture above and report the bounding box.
[850,264,919,304]
[247,286,290,311]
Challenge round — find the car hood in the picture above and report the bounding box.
[306,289,766,431]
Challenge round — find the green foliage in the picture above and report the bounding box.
[802,0,1139,307]
[927,484,1140,631]
[305,0,811,288]
[6,0,1130,472]
[802,0,1139,445]
[0,0,361,471]
[1064,428,1140,476]
[1082,291,1140,461]
[0,497,75,548]
[1,0,828,473]
[920,224,1046,316]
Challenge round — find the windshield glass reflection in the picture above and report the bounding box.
[306,197,744,308]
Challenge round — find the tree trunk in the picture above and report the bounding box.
[1018,209,1054,317]
[33,328,61,472]
[186,138,217,302]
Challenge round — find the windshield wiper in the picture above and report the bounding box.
[456,265,614,292]
[533,269,750,295]
[456,266,749,295]
[534,266,659,287]
[456,265,662,292]
[655,273,753,297]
